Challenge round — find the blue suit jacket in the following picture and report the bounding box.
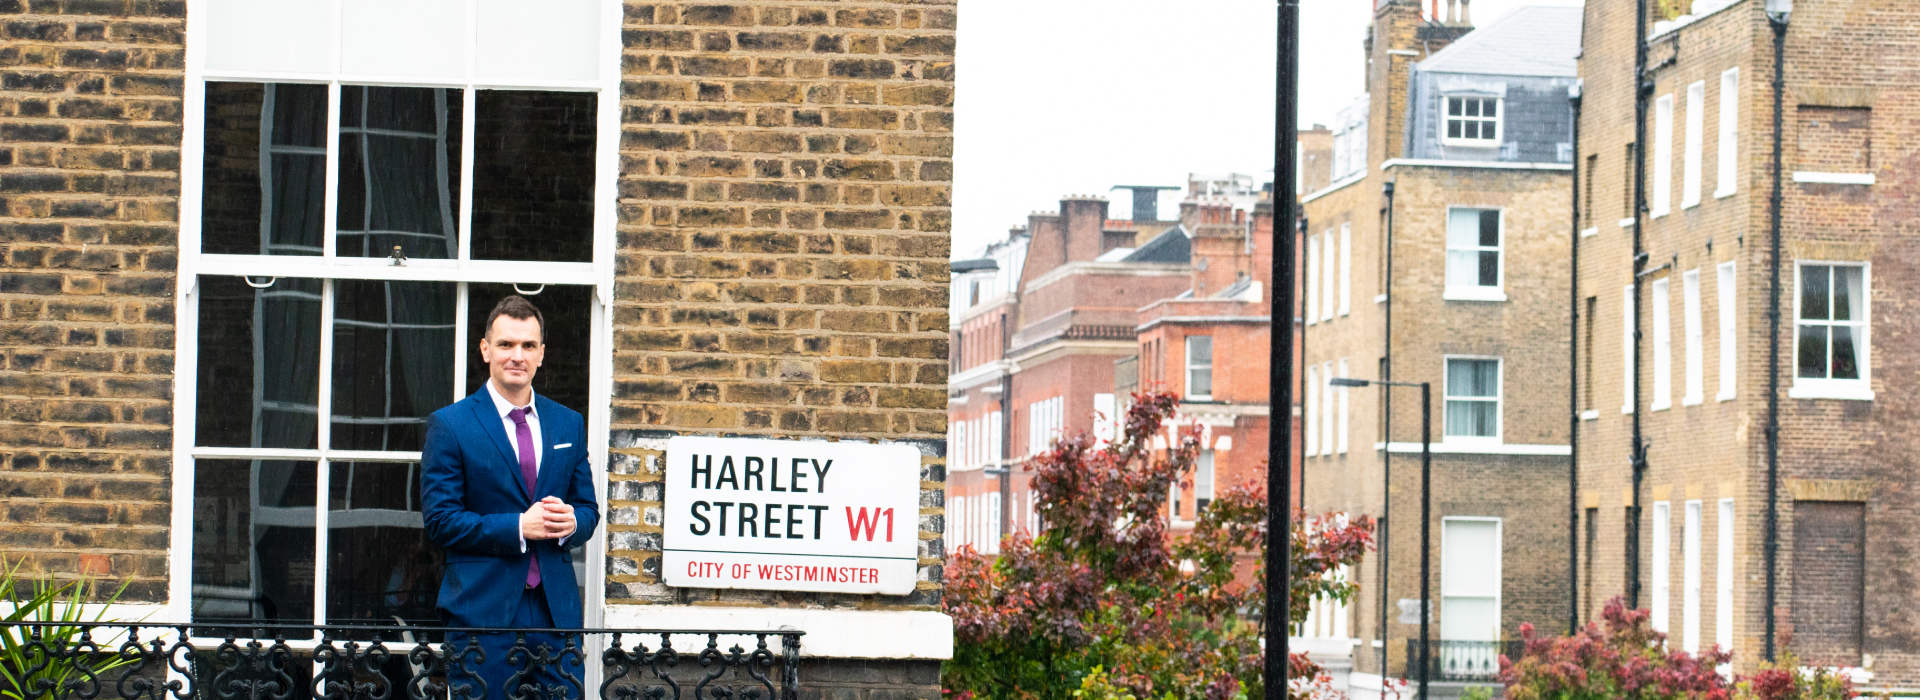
[420,389,600,629]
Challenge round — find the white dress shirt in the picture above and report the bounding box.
[485,379,542,472]
[485,379,550,552]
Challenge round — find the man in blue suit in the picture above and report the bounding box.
[421,295,600,699]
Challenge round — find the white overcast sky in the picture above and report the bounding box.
[950,0,1583,259]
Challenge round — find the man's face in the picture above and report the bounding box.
[481,315,544,393]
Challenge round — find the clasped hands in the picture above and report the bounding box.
[520,496,577,541]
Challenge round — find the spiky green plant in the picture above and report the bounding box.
[0,557,138,700]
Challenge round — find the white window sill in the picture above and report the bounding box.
[1715,188,1736,199]
[1619,217,1636,228]
[1651,209,1671,219]
[1792,172,1875,186]
[1651,402,1671,411]
[1683,199,1701,210]
[1443,287,1508,302]
[1716,391,1735,402]
[1580,227,1599,238]
[1189,395,1213,402]
[1441,138,1502,149]
[1682,395,1703,406]
[1580,409,1599,421]
[1375,441,1571,456]
[1375,293,1388,304]
[1787,383,1875,401]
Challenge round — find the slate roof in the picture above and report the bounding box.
[1122,225,1191,263]
[1415,6,1583,78]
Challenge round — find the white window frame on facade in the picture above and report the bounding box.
[1652,500,1672,633]
[1717,262,1737,401]
[1652,93,1674,217]
[986,492,1003,554]
[1336,358,1350,454]
[1439,516,1503,642]
[1442,356,1502,447]
[1441,95,1503,148]
[171,0,622,629]
[1092,395,1115,446]
[1305,364,1320,457]
[1306,235,1321,326]
[1789,261,1873,401]
[1338,223,1352,316]
[1652,278,1673,410]
[1717,498,1735,652]
[1186,336,1214,402]
[1623,285,1636,414]
[1683,499,1703,653]
[1194,449,1215,511]
[1443,206,1506,302]
[1320,362,1335,456]
[1683,81,1706,209]
[1322,231,1337,322]
[1716,68,1740,199]
[1683,270,1704,406]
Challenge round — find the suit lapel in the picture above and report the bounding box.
[466,390,531,498]
[533,396,563,498]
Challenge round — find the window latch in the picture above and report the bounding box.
[389,245,407,266]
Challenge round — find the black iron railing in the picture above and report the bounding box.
[0,621,802,700]
[1404,639,1524,682]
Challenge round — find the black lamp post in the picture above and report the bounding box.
[1330,376,1431,700]
[1265,3,1300,700]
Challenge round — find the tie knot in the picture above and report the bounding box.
[509,406,531,425]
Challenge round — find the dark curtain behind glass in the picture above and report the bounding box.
[191,459,317,626]
[470,90,596,262]
[331,280,456,452]
[337,86,462,259]
[325,461,441,628]
[195,276,322,449]
[200,82,327,256]
[464,283,591,418]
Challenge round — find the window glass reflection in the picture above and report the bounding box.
[201,82,328,256]
[332,280,456,451]
[337,85,463,260]
[196,276,322,449]
[470,90,596,262]
[192,459,317,625]
[325,461,441,626]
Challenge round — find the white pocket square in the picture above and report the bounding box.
[554,443,573,449]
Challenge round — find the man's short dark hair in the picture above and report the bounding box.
[485,295,546,342]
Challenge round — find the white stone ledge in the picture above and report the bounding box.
[603,606,953,660]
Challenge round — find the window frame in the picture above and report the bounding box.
[1185,335,1214,402]
[1716,68,1740,199]
[1716,262,1737,401]
[1442,355,1503,446]
[1683,270,1704,406]
[1441,95,1504,148]
[1788,261,1874,401]
[171,0,623,629]
[1443,206,1506,302]
[1439,516,1503,642]
[1651,277,1672,410]
[1652,93,1675,217]
[1683,81,1706,209]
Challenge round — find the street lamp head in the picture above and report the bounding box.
[1765,0,1791,23]
[1329,377,1371,388]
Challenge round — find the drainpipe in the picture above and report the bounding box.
[1000,312,1013,539]
[1763,0,1792,665]
[1378,179,1395,685]
[1298,213,1310,512]
[1628,0,1651,611]
[1567,81,1583,635]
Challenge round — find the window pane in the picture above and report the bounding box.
[1478,251,1499,287]
[336,86,463,260]
[1186,335,1212,366]
[1482,99,1497,118]
[192,459,317,625]
[1189,368,1213,397]
[465,284,594,416]
[1448,120,1462,139]
[1464,99,1480,117]
[1446,251,1479,288]
[1799,265,1830,321]
[326,461,442,626]
[1446,209,1483,249]
[1464,121,1480,139]
[1448,98,1462,116]
[1478,210,1500,247]
[331,280,457,451]
[471,90,597,262]
[1448,359,1498,398]
[1830,326,1859,380]
[1796,325,1828,379]
[1833,266,1862,322]
[202,82,328,256]
[196,276,323,449]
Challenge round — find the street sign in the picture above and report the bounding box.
[662,436,922,595]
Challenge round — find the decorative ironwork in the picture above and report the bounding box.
[1404,639,1525,682]
[0,621,802,700]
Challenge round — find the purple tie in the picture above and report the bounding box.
[508,406,542,589]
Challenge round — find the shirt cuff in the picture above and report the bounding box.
[519,529,527,553]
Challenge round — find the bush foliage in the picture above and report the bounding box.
[943,392,1375,700]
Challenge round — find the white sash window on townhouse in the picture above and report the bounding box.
[176,0,620,630]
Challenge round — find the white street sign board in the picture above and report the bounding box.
[662,436,922,595]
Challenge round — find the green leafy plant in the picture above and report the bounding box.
[943,392,1375,700]
[0,557,138,700]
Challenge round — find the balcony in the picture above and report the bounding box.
[1404,639,1524,683]
[0,620,802,700]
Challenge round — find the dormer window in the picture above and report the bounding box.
[1445,96,1502,146]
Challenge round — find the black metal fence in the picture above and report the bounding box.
[1404,639,1524,682]
[0,621,802,700]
